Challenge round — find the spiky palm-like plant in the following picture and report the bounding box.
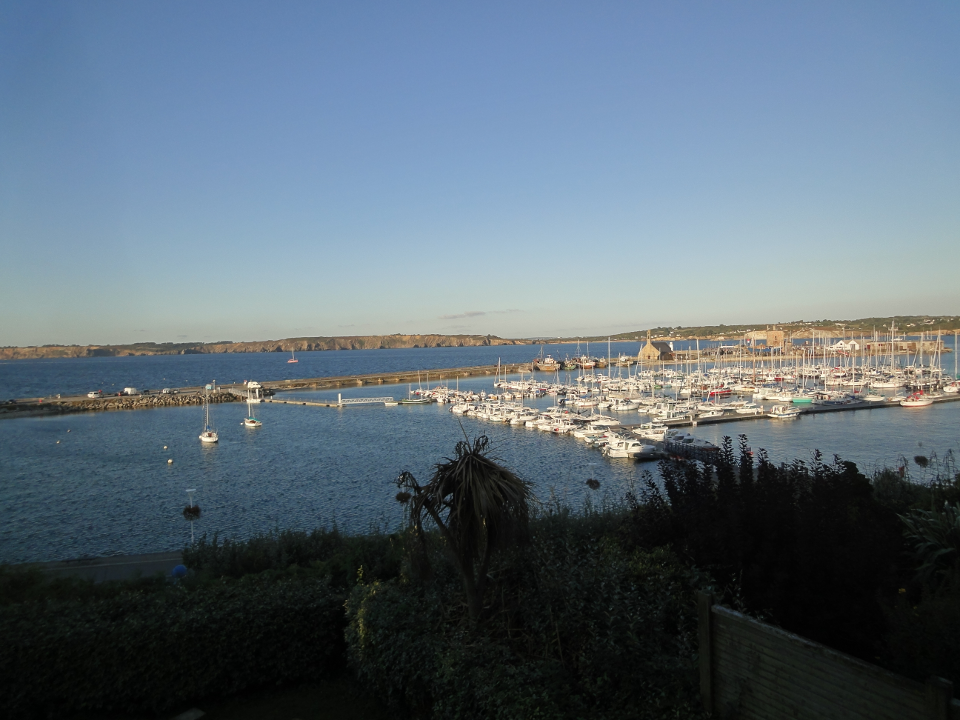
[396,435,533,621]
[901,502,960,585]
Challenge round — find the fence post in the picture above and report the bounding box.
[926,676,953,720]
[698,591,714,715]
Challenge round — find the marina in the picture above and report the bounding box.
[1,337,958,565]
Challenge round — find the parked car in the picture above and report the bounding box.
[161,388,175,394]
[87,391,103,398]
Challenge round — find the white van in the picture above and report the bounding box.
[122,387,140,396]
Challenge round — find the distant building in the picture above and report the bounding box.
[745,327,785,349]
[864,339,944,354]
[640,340,674,362]
[829,340,860,352]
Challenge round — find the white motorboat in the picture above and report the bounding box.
[698,409,725,419]
[767,404,801,419]
[735,403,763,415]
[245,381,263,403]
[604,438,656,458]
[632,422,667,441]
[663,430,719,452]
[588,414,621,428]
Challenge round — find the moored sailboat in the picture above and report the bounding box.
[242,388,262,428]
[199,384,218,443]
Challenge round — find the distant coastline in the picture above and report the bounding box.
[2,315,956,360]
[0,334,532,360]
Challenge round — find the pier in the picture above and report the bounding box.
[265,394,396,408]
[613,393,960,433]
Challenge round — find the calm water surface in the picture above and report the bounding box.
[1,350,958,563]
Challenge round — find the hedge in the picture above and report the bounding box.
[0,570,346,719]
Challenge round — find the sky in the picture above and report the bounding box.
[1,1,958,346]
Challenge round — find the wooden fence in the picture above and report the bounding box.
[698,593,960,719]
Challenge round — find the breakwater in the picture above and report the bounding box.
[0,390,240,418]
[257,362,532,391]
[0,363,533,418]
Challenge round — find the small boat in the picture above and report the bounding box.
[536,355,560,372]
[199,384,218,443]
[383,401,399,407]
[287,350,298,364]
[900,392,933,408]
[632,422,667,441]
[697,409,725,419]
[664,430,719,452]
[242,389,262,427]
[735,403,763,415]
[767,404,801,419]
[603,438,656,458]
[398,384,434,404]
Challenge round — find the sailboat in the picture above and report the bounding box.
[199,384,218,443]
[287,349,298,363]
[242,387,262,427]
[398,382,433,404]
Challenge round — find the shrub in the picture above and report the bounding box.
[0,569,346,719]
[183,527,404,589]
[625,436,905,659]
[882,577,960,686]
[900,502,960,586]
[346,510,708,719]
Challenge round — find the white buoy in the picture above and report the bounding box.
[163,445,168,450]
[168,459,173,464]
[56,440,60,444]
[67,429,71,433]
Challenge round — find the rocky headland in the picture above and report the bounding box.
[0,334,530,360]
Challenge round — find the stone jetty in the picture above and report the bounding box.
[0,362,535,418]
[0,390,239,418]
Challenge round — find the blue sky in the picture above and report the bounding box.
[1,1,958,345]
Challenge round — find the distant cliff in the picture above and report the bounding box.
[0,334,531,360]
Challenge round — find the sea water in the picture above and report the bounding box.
[1,344,958,563]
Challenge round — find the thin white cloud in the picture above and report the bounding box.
[439,309,520,320]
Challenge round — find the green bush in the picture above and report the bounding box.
[183,527,404,589]
[0,569,346,719]
[882,579,960,686]
[0,564,169,607]
[626,437,905,659]
[346,510,709,719]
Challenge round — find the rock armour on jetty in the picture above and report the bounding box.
[0,391,239,417]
